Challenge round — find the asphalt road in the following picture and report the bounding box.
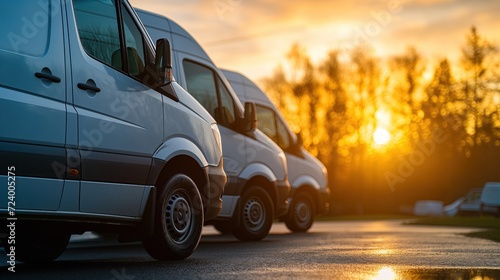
[1,220,500,279]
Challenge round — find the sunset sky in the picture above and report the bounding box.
[130,0,500,83]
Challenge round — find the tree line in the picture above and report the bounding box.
[262,26,500,214]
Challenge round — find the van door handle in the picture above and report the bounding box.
[35,72,61,83]
[77,83,101,93]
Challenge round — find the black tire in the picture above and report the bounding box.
[285,192,315,232]
[142,174,204,260]
[9,227,70,263]
[212,221,234,234]
[232,186,274,241]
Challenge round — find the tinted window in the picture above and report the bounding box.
[0,2,50,56]
[121,5,146,78]
[277,117,291,150]
[73,0,121,68]
[183,61,218,118]
[217,79,236,128]
[256,105,278,143]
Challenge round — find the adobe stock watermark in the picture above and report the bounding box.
[223,140,264,176]
[7,0,68,52]
[384,129,448,191]
[213,0,243,21]
[340,0,405,51]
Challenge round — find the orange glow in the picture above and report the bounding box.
[371,267,397,280]
[374,128,391,146]
[129,0,500,80]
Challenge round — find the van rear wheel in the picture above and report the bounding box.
[285,192,315,232]
[232,185,274,241]
[142,174,203,260]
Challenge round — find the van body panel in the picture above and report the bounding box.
[287,151,328,192]
[153,137,208,167]
[59,180,80,213]
[291,175,321,191]
[218,195,239,218]
[239,163,277,183]
[0,176,63,211]
[0,0,67,208]
[65,1,163,214]
[80,182,151,217]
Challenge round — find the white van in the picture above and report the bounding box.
[0,0,225,262]
[222,70,330,232]
[480,182,500,216]
[137,10,290,241]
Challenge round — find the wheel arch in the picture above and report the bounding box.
[155,155,209,214]
[244,176,277,214]
[293,185,319,215]
[151,137,212,213]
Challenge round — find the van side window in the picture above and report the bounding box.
[121,4,147,79]
[276,117,291,150]
[183,61,236,129]
[73,0,121,68]
[256,105,291,150]
[183,61,218,118]
[256,105,278,143]
[217,79,236,128]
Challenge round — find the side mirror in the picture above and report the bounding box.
[244,102,257,132]
[296,131,304,146]
[155,38,173,86]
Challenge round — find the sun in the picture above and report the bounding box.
[373,128,391,145]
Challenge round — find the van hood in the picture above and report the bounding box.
[254,129,283,155]
[298,148,328,190]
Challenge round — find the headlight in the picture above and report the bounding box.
[278,150,288,180]
[211,123,223,155]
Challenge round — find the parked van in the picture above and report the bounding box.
[0,0,226,262]
[480,182,500,216]
[222,70,330,232]
[443,186,499,217]
[443,188,483,216]
[137,10,290,241]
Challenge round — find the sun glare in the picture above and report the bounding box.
[374,128,391,145]
[371,267,397,280]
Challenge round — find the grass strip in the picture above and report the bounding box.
[464,229,500,243]
[406,216,500,229]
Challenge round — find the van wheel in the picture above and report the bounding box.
[11,228,70,263]
[285,192,315,232]
[232,186,274,241]
[142,174,203,260]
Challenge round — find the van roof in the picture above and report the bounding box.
[222,69,298,144]
[135,8,213,64]
[135,8,245,117]
[221,69,276,110]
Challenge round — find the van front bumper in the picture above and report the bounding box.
[205,161,227,221]
[275,179,291,217]
[317,187,331,215]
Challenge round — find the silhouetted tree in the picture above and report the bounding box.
[461,26,498,151]
[422,59,466,154]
